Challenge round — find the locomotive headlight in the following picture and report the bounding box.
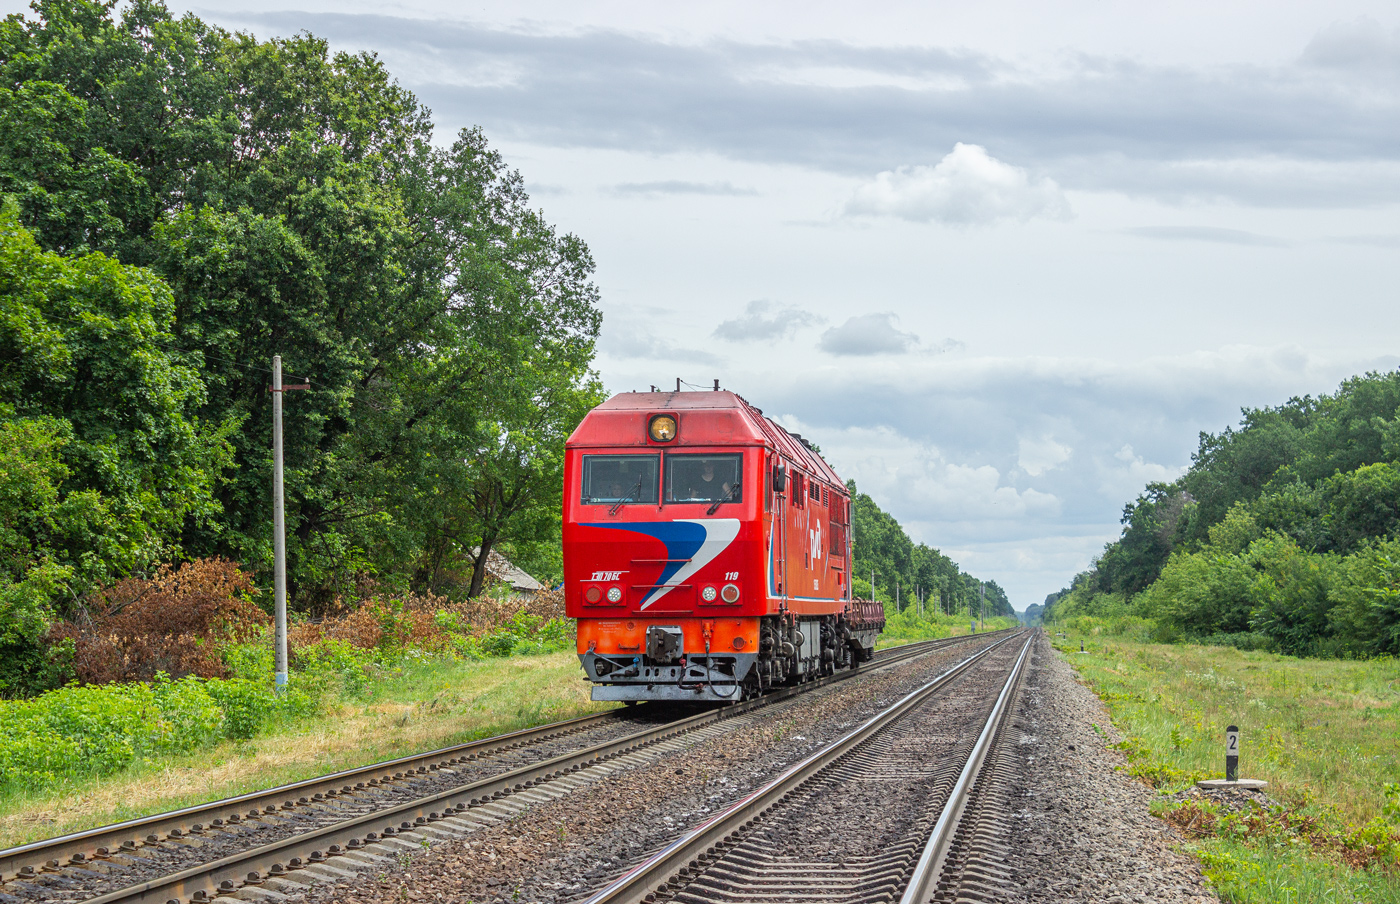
[606,585,623,603]
[700,585,718,603]
[721,583,740,604]
[648,414,678,442]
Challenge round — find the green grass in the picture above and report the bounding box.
[1049,627,1400,903]
[875,608,1019,648]
[0,651,612,849]
[1192,837,1400,904]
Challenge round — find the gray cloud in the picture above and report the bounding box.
[1122,226,1289,246]
[611,180,758,197]
[598,311,721,364]
[713,300,822,342]
[1328,233,1400,248]
[1300,17,1400,72]
[819,313,919,355]
[222,11,1400,207]
[733,347,1394,604]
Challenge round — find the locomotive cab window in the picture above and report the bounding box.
[582,454,660,504]
[665,454,743,504]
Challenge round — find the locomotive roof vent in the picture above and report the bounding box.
[648,414,678,443]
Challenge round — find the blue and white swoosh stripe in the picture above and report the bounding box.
[582,519,741,609]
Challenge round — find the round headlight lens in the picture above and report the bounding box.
[649,414,678,442]
[584,586,602,604]
[721,583,740,603]
[700,585,718,602]
[606,586,623,603]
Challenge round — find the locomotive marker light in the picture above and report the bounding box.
[649,414,678,442]
[606,586,623,603]
[1195,724,1270,790]
[701,585,719,602]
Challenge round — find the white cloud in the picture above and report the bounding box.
[1100,444,1184,500]
[1122,226,1287,247]
[819,312,919,355]
[843,143,1071,226]
[1018,435,1072,476]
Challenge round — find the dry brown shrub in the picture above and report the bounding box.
[285,587,568,656]
[56,559,269,684]
[440,588,564,631]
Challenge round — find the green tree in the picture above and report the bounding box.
[1330,539,1400,656]
[1,1,603,609]
[1135,550,1258,640]
[0,206,230,590]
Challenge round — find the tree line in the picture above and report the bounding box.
[1044,370,1400,657]
[0,0,602,694]
[846,481,1013,619]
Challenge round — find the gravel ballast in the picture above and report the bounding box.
[300,638,1005,904]
[75,631,1228,904]
[1005,635,1218,903]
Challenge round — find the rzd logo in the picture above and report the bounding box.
[589,570,624,581]
[809,523,823,563]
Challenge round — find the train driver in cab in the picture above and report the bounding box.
[672,457,741,503]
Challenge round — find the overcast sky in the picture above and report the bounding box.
[20,0,1398,608]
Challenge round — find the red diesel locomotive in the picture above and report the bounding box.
[563,388,884,703]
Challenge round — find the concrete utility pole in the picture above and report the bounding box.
[271,356,309,693]
[980,583,986,631]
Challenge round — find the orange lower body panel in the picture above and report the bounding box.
[577,616,759,656]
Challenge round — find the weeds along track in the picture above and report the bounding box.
[0,633,1010,904]
[579,631,1033,904]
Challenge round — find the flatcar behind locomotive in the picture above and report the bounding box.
[563,388,884,703]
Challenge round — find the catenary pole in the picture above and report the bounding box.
[272,356,287,693]
[269,359,310,693]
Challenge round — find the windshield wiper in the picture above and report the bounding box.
[609,476,645,515]
[706,482,740,515]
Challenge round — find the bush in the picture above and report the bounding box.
[1193,631,1275,652]
[0,674,230,789]
[204,679,276,740]
[1060,614,1155,640]
[54,559,268,684]
[292,639,376,699]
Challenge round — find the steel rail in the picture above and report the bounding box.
[7,631,1008,903]
[0,631,992,884]
[898,632,1033,904]
[0,707,622,883]
[580,630,1027,904]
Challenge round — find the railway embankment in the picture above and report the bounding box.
[294,637,1002,904]
[1050,629,1400,903]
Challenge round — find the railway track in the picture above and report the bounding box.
[580,630,1032,904]
[1,632,1010,904]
